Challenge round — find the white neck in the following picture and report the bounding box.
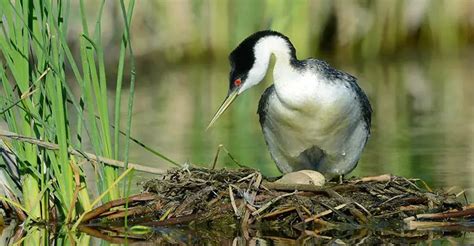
[238,36,296,94]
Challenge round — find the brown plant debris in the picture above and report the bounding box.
[81,167,473,244]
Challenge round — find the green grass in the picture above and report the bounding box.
[0,0,145,224]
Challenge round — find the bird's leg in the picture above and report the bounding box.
[338,174,344,184]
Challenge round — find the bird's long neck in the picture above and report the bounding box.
[239,35,297,94]
[252,36,297,81]
[253,36,314,108]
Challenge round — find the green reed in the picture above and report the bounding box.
[0,0,137,223]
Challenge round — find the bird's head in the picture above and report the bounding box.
[207,30,293,129]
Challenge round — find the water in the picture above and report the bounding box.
[127,52,474,190]
[3,52,474,244]
[112,51,472,244]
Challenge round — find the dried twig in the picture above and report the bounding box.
[302,203,348,223]
[262,181,321,192]
[229,185,240,217]
[353,201,372,216]
[0,129,165,174]
[407,207,474,221]
[105,202,162,220]
[252,191,297,216]
[81,193,157,222]
[406,220,474,231]
[353,174,392,183]
[376,194,407,208]
[261,206,296,219]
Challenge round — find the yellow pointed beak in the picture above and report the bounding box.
[206,89,239,130]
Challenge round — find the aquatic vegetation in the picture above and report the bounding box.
[0,0,137,223]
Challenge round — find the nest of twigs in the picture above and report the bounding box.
[80,167,473,244]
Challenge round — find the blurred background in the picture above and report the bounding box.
[77,0,474,189]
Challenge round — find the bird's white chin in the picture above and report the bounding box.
[237,65,268,94]
[238,78,260,95]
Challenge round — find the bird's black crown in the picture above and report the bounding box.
[228,30,296,91]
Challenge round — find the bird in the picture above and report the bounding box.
[207,30,372,180]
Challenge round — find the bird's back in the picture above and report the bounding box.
[305,59,372,132]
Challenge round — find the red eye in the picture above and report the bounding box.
[234,79,241,86]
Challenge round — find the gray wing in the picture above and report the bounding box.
[349,79,372,134]
[257,84,275,126]
[306,58,372,134]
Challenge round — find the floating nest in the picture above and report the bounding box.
[80,167,474,244]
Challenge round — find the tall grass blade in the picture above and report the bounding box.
[119,0,136,173]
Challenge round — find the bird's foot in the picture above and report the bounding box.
[338,175,344,184]
[327,175,345,184]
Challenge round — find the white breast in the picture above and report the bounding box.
[267,72,362,159]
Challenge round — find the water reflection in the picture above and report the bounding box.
[124,52,474,191]
[2,221,472,245]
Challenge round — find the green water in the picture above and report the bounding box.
[127,52,474,190]
[106,51,473,244]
